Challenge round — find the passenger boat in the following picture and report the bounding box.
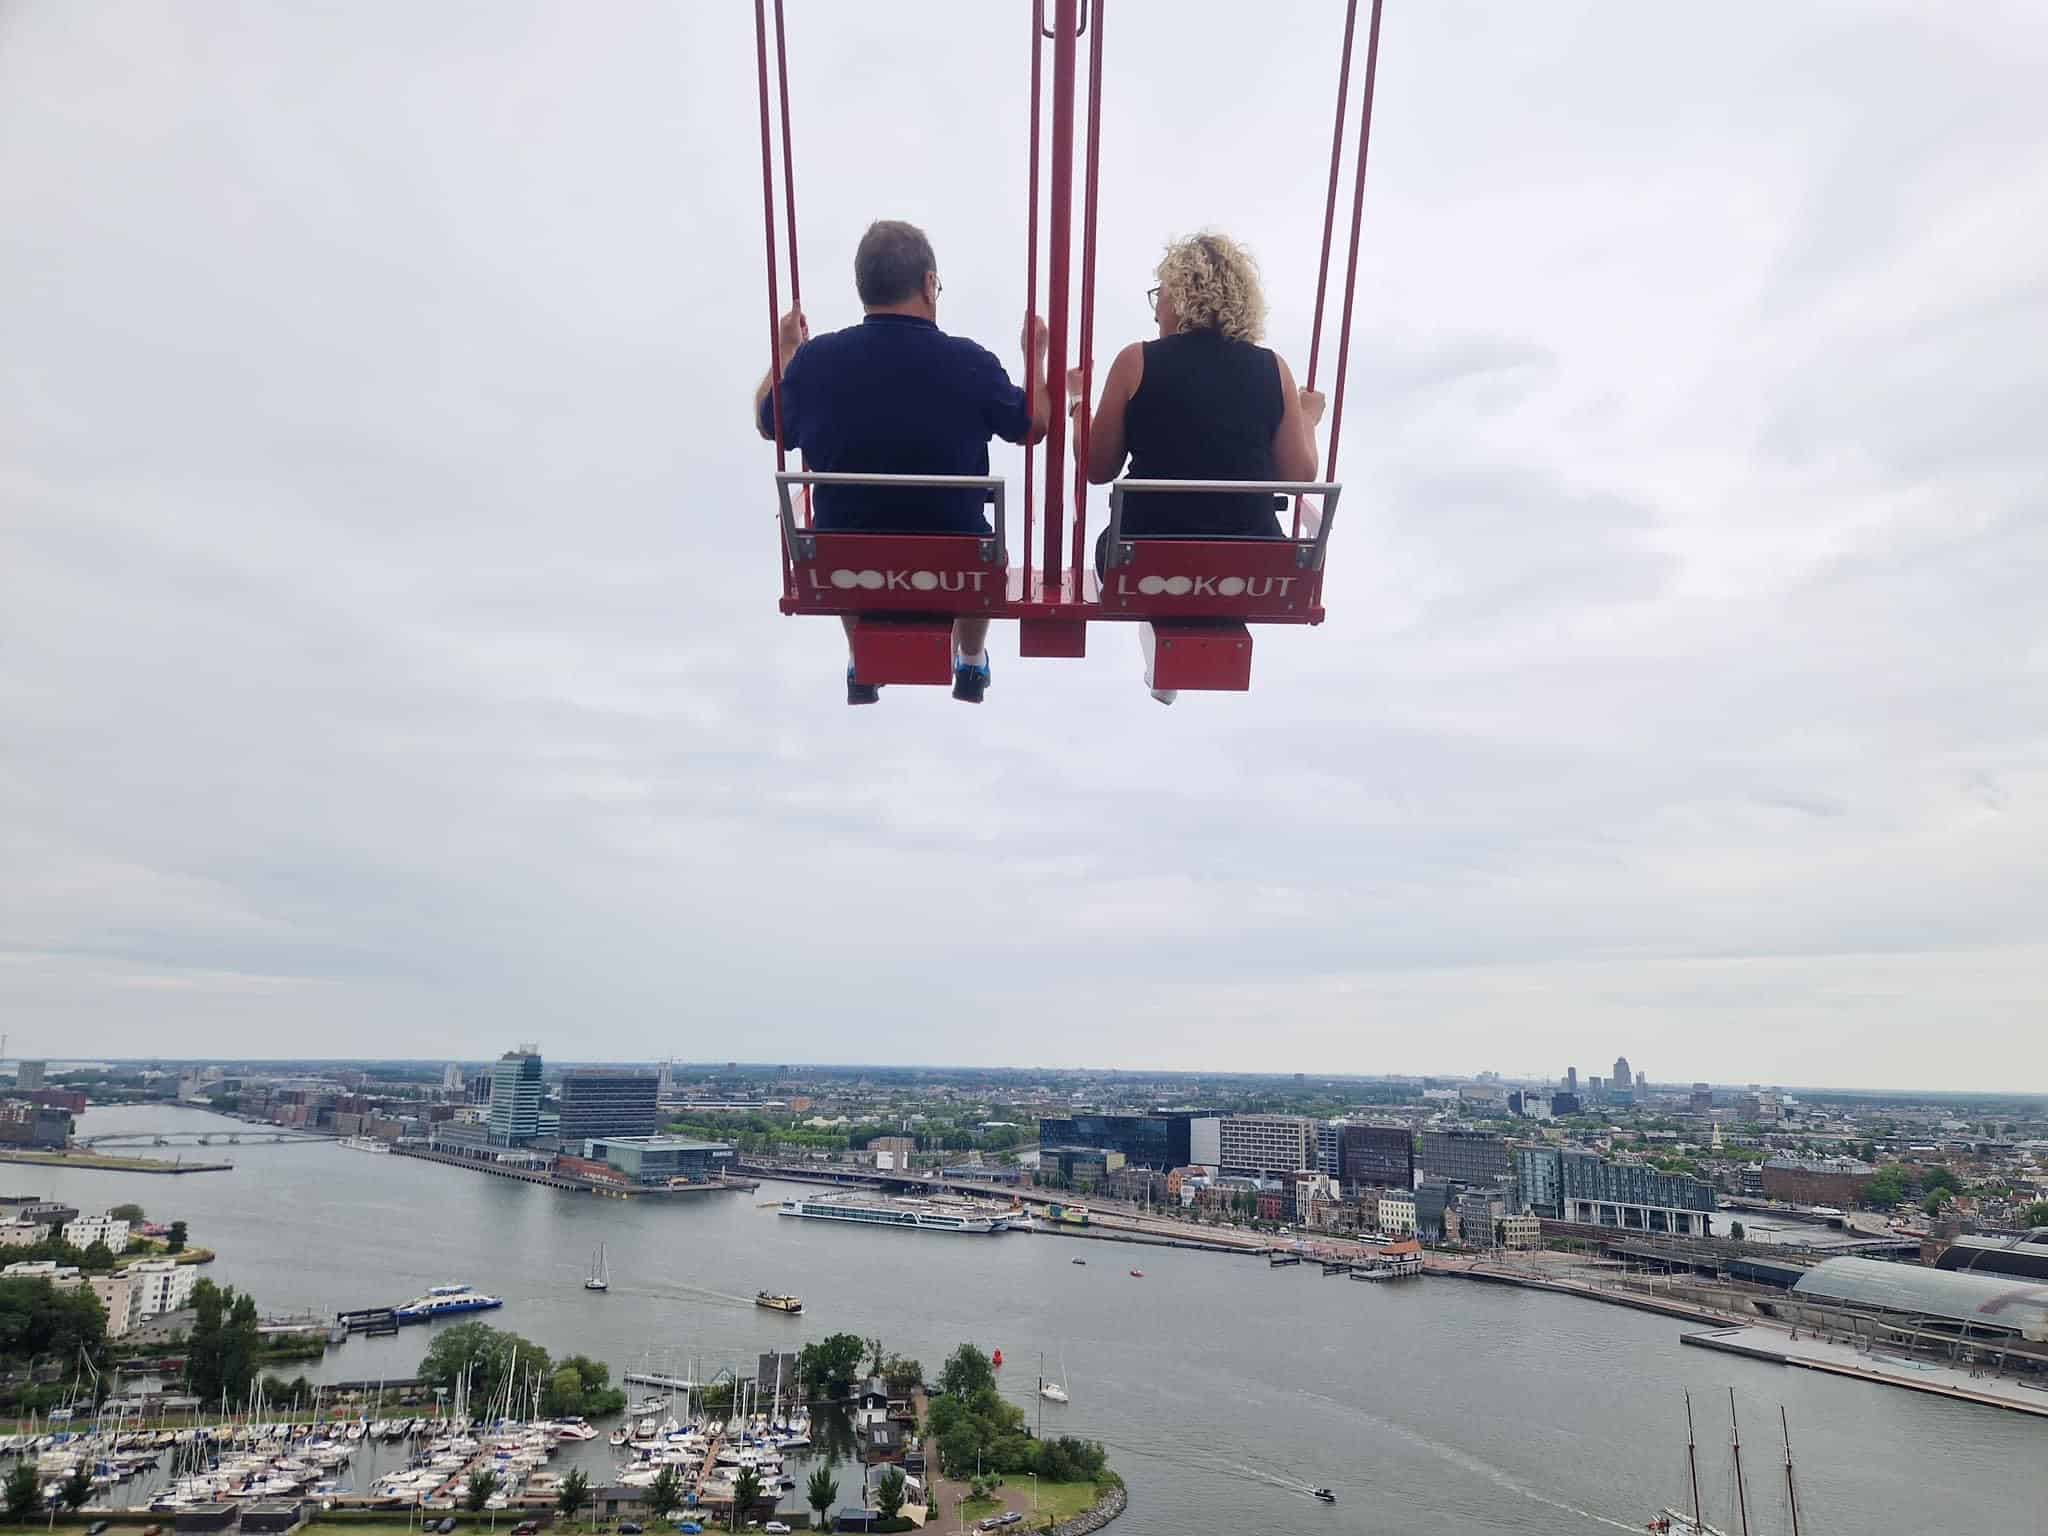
[777,1193,1013,1233]
[755,1291,803,1313]
[338,1135,390,1153]
[1312,1488,1335,1503]
[394,1282,503,1323]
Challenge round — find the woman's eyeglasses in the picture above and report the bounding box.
[1146,285,1160,314]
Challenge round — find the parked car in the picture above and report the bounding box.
[676,1523,703,1534]
[511,1524,540,1535]
[765,1525,791,1534]
[998,1517,1023,1528]
[438,1520,458,1534]
[619,1524,642,1534]
[87,1524,109,1536]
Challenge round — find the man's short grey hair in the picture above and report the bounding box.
[855,220,937,307]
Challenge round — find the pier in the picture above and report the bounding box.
[1683,1325,2048,1419]
[334,1306,398,1336]
[393,1144,756,1198]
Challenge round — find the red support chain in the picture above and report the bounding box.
[1039,0,1079,593]
[1023,0,1044,589]
[1068,0,1106,586]
[751,0,791,589]
[1325,0,1385,484]
[1296,0,1359,537]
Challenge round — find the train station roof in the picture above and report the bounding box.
[1791,1256,2048,1342]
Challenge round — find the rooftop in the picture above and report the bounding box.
[1792,1256,2048,1342]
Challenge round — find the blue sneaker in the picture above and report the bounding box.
[846,667,880,706]
[952,653,991,704]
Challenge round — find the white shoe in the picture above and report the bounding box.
[1149,687,1178,706]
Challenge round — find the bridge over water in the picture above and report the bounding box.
[76,1130,330,1148]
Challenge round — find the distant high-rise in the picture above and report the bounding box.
[1612,1057,1632,1093]
[15,1062,44,1092]
[1566,1067,1578,1095]
[1691,1083,1713,1113]
[442,1063,464,1094]
[488,1047,544,1145]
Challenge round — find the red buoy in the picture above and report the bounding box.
[992,1348,1004,1368]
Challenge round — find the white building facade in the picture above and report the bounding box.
[62,1216,130,1251]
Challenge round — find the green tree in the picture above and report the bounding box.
[2022,1202,2048,1229]
[417,1323,553,1411]
[58,1461,92,1513]
[936,1343,995,1402]
[109,1204,146,1223]
[645,1465,686,1522]
[1922,1167,1963,1195]
[186,1279,227,1402]
[544,1364,588,1417]
[1922,1190,1953,1218]
[1862,1166,1907,1210]
[79,1239,115,1273]
[797,1332,868,1398]
[220,1290,260,1403]
[465,1469,499,1513]
[166,1221,188,1254]
[806,1466,839,1531]
[730,1466,764,1532]
[872,1467,905,1523]
[556,1468,590,1521]
[866,1336,887,1377]
[1729,1221,1746,1242]
[3,1464,42,1521]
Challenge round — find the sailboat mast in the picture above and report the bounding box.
[1780,1407,1800,1536]
[1036,1353,1044,1441]
[1683,1390,1703,1532]
[1728,1388,1750,1536]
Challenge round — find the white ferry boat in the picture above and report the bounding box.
[338,1135,390,1153]
[778,1193,1013,1233]
[394,1282,504,1323]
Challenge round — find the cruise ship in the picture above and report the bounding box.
[393,1282,504,1322]
[778,1193,1014,1233]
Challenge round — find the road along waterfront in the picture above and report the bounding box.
[35,1106,2047,1535]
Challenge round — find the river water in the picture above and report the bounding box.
[35,1107,2044,1534]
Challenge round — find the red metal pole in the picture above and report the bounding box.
[1022,0,1044,585]
[1068,0,1106,585]
[1297,0,1358,536]
[752,0,791,590]
[773,0,802,315]
[1325,0,1384,483]
[1039,0,1078,595]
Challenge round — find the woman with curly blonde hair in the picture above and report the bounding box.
[1069,230,1324,700]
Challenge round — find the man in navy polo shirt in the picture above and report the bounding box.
[756,220,1051,705]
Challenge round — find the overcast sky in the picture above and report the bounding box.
[3,2,2044,1092]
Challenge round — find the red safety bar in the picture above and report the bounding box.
[753,0,1388,693]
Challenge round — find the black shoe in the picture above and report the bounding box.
[952,654,991,704]
[846,668,881,706]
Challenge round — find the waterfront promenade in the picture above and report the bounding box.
[1684,1324,2048,1419]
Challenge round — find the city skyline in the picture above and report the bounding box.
[4,5,2044,1091]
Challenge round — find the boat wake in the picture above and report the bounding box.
[1289,1388,1643,1533]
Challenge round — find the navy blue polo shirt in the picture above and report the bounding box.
[758,313,1031,532]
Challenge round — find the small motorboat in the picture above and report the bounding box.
[1312,1488,1336,1504]
[1071,1257,1086,1266]
[1129,1269,1144,1278]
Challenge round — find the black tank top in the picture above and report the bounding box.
[1121,329,1286,537]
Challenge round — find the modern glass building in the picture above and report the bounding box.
[557,1070,660,1141]
[1418,1129,1510,1186]
[584,1135,733,1185]
[1338,1124,1415,1192]
[1035,1112,1218,1171]
[487,1048,544,1145]
[1518,1145,1716,1235]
